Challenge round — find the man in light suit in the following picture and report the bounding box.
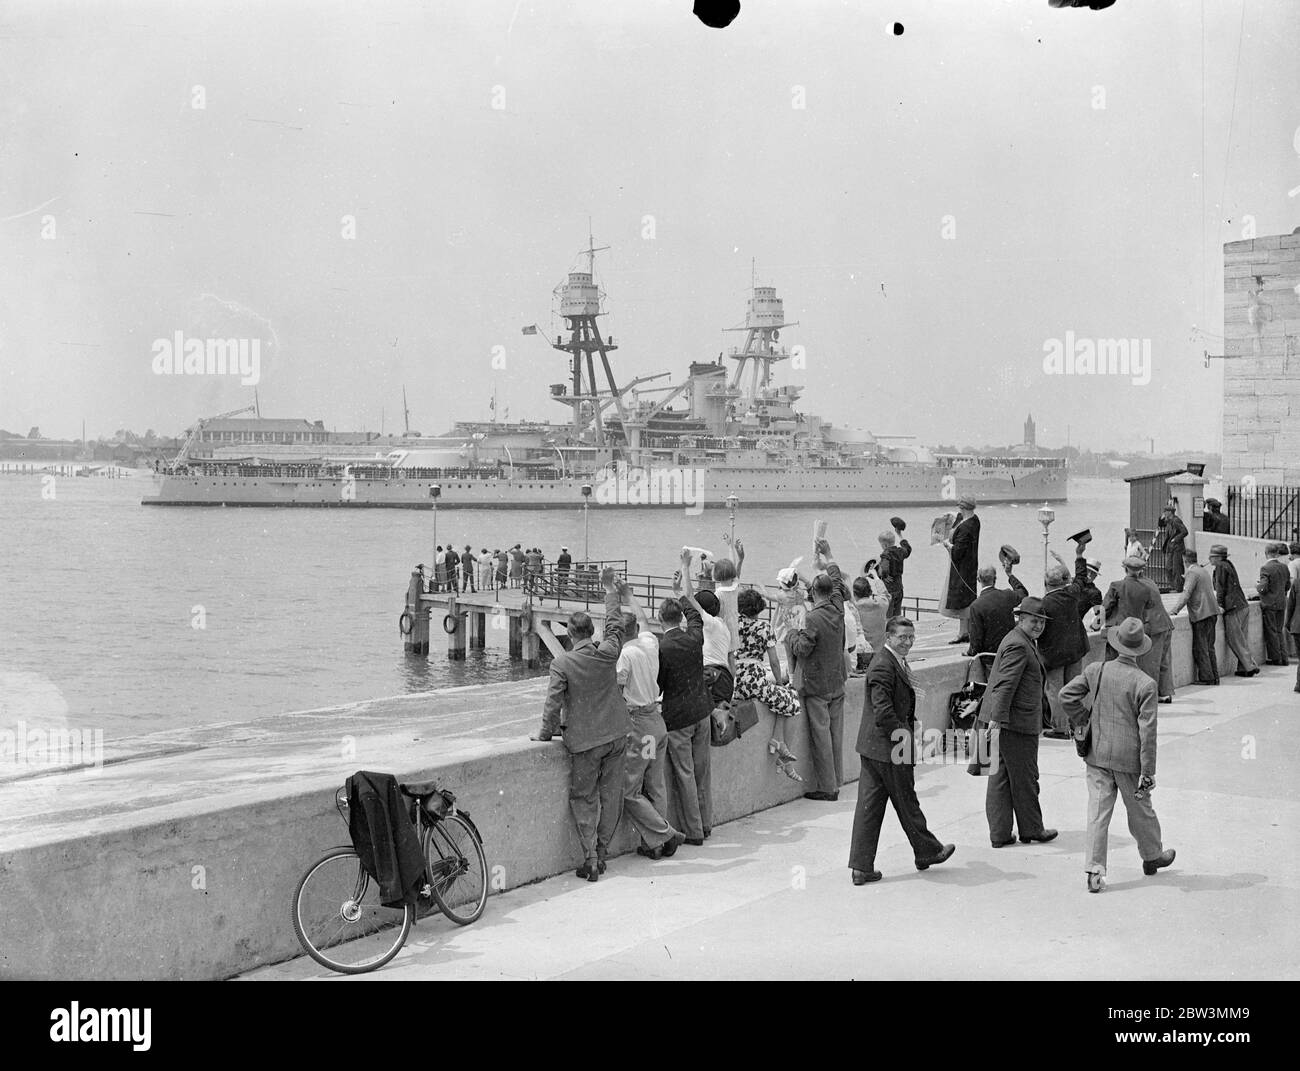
[848,617,955,884]
[532,568,628,882]
[981,597,1057,847]
[1061,617,1175,893]
[1169,549,1220,685]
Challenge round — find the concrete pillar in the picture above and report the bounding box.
[508,616,523,659]
[447,608,466,661]
[1166,472,1208,553]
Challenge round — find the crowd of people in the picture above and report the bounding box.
[415,544,565,594]
[523,496,1295,893]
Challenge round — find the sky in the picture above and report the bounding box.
[1,0,1297,453]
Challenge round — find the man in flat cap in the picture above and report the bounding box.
[1202,497,1230,535]
[981,596,1057,847]
[1103,555,1174,702]
[941,496,981,645]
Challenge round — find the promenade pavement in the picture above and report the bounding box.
[244,660,1299,981]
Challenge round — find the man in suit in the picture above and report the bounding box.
[966,563,1029,660]
[1060,617,1175,893]
[1103,555,1174,702]
[459,545,477,593]
[1208,544,1258,677]
[1287,560,1300,693]
[1040,551,1092,736]
[556,546,573,596]
[1157,504,1189,591]
[792,539,851,801]
[1169,549,1221,685]
[532,568,628,881]
[981,596,1058,847]
[941,497,981,644]
[659,548,715,844]
[848,616,955,884]
[1256,542,1292,666]
[877,521,912,618]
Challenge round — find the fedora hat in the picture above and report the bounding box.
[1208,543,1228,558]
[1068,528,1092,544]
[889,515,906,531]
[1107,616,1152,657]
[1013,596,1048,620]
[999,543,1021,566]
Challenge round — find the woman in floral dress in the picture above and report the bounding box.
[736,587,803,781]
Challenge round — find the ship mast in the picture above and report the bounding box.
[723,267,798,408]
[549,229,626,446]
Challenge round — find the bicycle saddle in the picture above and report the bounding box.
[399,780,443,799]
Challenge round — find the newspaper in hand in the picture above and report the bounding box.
[930,513,956,545]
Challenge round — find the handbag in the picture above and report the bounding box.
[710,698,760,747]
[1074,663,1103,759]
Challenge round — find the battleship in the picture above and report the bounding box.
[142,244,1067,509]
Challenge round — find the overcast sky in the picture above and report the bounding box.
[2,0,1296,453]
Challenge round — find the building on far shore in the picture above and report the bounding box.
[1222,227,1300,486]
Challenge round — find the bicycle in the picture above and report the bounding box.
[291,779,489,974]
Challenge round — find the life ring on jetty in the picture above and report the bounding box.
[442,614,460,634]
[398,611,414,636]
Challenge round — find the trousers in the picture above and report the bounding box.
[666,718,712,839]
[802,691,845,794]
[986,724,1046,842]
[1261,608,1289,664]
[1220,607,1257,673]
[568,737,625,863]
[1044,661,1082,733]
[621,707,677,849]
[1190,616,1219,684]
[848,756,943,871]
[1084,764,1163,876]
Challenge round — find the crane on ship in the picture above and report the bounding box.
[167,405,257,472]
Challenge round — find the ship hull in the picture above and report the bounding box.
[142,465,1067,508]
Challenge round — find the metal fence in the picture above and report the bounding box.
[1226,485,1300,542]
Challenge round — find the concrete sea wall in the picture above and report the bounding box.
[0,606,1268,979]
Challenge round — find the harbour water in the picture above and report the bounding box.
[1,475,1153,741]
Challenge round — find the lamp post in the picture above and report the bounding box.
[581,483,592,563]
[430,483,441,588]
[726,491,739,550]
[1037,502,1055,577]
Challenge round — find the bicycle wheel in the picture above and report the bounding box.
[425,814,488,925]
[292,847,413,974]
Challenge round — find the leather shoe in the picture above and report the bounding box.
[1158,696,1172,704]
[636,845,663,860]
[1245,668,1260,677]
[915,844,955,871]
[684,836,705,846]
[575,861,599,882]
[852,869,882,885]
[659,833,684,858]
[1041,729,1071,739]
[803,791,839,802]
[1020,829,1058,843]
[1142,848,1176,875]
[990,837,1017,848]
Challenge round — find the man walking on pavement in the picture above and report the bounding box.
[1061,617,1175,893]
[532,568,629,882]
[848,616,955,884]
[981,597,1058,848]
[792,538,851,801]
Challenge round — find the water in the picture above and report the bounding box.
[0,474,1141,740]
